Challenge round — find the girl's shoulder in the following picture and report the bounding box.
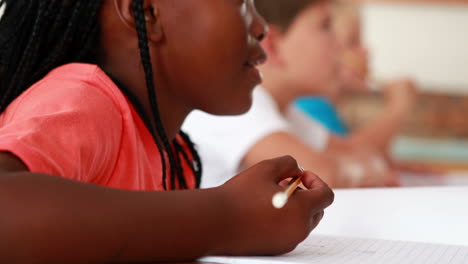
[0,64,126,182]
[4,63,127,120]
[34,63,127,109]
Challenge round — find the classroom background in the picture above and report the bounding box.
[337,0,468,185]
[0,0,466,182]
[311,0,468,252]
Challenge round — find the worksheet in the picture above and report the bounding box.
[201,235,468,264]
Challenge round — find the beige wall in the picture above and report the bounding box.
[361,3,468,94]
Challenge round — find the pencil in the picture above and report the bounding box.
[272,175,303,209]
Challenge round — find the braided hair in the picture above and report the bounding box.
[0,0,202,189]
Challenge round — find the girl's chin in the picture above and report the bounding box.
[208,98,253,116]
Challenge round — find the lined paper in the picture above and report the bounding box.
[201,235,468,264]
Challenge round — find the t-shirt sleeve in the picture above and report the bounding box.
[286,106,330,152]
[183,88,291,184]
[0,78,123,184]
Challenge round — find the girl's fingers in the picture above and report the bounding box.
[309,211,325,232]
[259,156,304,183]
[300,171,328,190]
[298,172,334,211]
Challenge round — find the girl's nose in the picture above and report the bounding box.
[250,5,269,42]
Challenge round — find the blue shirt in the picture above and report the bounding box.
[295,97,349,136]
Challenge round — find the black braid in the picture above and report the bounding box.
[172,141,188,189]
[177,131,203,188]
[132,0,202,189]
[0,0,202,189]
[1,1,47,106]
[0,0,103,112]
[132,0,173,189]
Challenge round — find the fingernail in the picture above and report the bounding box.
[299,165,305,173]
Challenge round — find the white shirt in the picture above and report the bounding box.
[183,87,329,188]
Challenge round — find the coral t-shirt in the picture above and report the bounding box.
[0,63,196,191]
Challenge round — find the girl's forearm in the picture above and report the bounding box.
[0,172,235,263]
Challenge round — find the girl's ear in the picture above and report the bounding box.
[261,25,286,68]
[114,0,164,43]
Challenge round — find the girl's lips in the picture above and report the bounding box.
[244,63,263,86]
[243,46,267,86]
[245,46,268,68]
[245,58,266,67]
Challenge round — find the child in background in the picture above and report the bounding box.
[184,0,399,188]
[296,2,442,174]
[295,1,417,153]
[0,0,334,262]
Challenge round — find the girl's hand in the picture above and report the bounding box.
[216,156,334,256]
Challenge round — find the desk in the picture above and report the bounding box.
[163,187,468,263]
[314,186,468,246]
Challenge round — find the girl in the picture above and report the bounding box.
[0,0,333,263]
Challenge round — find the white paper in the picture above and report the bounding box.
[201,235,468,264]
[313,187,468,247]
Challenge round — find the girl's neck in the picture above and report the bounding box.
[153,88,192,140]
